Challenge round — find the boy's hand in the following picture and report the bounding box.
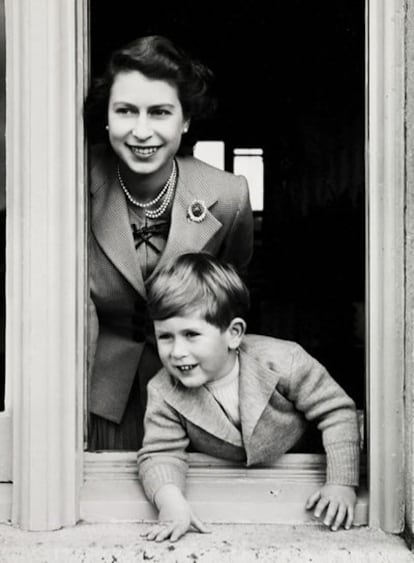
[143,484,209,542]
[306,484,357,531]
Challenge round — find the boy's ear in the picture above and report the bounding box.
[227,317,246,350]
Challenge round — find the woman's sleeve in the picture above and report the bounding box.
[281,345,360,486]
[86,296,99,419]
[137,383,190,503]
[220,175,254,275]
[88,296,99,373]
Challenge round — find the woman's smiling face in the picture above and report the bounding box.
[107,70,189,178]
[154,313,239,388]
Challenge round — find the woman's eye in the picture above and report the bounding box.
[156,334,171,341]
[115,107,134,115]
[151,108,171,117]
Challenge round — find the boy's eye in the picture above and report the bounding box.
[185,331,199,339]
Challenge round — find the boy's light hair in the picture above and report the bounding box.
[147,253,250,330]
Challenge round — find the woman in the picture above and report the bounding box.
[85,35,254,450]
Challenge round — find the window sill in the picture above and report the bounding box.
[0,483,11,522]
[81,452,368,525]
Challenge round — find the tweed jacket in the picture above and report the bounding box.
[137,335,360,502]
[88,145,254,423]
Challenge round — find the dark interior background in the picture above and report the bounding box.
[88,0,365,425]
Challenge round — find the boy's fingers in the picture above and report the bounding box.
[331,504,346,531]
[191,515,210,534]
[144,523,173,542]
[169,523,191,542]
[154,524,175,542]
[345,505,355,530]
[324,501,339,527]
[143,525,164,541]
[306,490,321,509]
[313,497,329,518]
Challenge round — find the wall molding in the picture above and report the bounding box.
[0,413,11,481]
[5,0,86,530]
[404,0,414,545]
[367,0,406,532]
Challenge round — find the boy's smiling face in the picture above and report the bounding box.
[154,312,244,388]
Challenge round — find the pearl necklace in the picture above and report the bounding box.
[117,160,177,219]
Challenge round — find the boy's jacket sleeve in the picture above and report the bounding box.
[280,343,360,485]
[137,384,189,502]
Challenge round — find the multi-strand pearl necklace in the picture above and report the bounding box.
[117,159,177,219]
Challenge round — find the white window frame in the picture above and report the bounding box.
[0,0,88,529]
[0,0,409,534]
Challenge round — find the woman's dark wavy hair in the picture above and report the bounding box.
[84,35,216,150]
[147,253,250,331]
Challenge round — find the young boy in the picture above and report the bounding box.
[137,253,360,542]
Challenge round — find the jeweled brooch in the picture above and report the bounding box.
[187,200,207,223]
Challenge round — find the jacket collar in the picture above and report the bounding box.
[158,342,281,450]
[238,344,281,446]
[91,154,145,295]
[91,154,222,299]
[145,156,221,284]
[160,375,244,448]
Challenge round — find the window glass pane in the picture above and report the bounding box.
[89,0,365,452]
[194,141,225,170]
[233,149,264,212]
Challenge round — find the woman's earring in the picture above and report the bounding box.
[183,126,188,133]
[105,125,109,131]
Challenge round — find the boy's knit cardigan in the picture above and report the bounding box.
[137,335,360,502]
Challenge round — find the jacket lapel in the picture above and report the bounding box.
[91,155,224,297]
[161,344,281,452]
[91,160,146,297]
[239,346,280,447]
[147,156,222,282]
[162,373,243,448]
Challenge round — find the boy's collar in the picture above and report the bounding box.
[162,377,243,448]
[205,355,239,390]
[156,342,281,448]
[238,346,281,444]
